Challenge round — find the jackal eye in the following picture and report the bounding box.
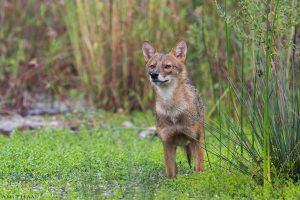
[164,65,172,69]
[149,65,156,69]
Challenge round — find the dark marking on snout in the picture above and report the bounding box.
[150,72,159,80]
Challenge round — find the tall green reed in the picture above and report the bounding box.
[263,0,272,184]
[224,0,232,160]
[240,39,245,155]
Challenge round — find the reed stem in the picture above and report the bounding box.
[263,0,272,185]
[224,0,232,159]
[240,40,245,155]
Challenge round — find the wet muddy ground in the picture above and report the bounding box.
[0,99,156,138]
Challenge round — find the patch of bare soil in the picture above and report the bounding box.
[0,114,67,136]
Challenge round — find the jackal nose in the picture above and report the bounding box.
[150,73,159,80]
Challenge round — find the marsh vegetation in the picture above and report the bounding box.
[0,0,299,199]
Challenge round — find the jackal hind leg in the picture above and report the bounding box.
[184,145,192,169]
[191,138,204,172]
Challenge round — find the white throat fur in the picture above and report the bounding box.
[155,80,188,123]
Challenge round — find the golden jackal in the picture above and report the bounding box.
[142,40,204,178]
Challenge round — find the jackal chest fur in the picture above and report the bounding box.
[155,82,201,144]
[155,82,189,124]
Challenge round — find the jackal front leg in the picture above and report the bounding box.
[163,142,176,178]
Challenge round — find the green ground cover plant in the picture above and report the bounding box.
[0,112,299,199]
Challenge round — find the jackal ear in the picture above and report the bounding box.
[142,41,156,62]
[171,40,187,62]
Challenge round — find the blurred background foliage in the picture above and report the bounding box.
[0,0,242,112]
[1,0,298,113]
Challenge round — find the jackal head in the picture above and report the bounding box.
[142,40,187,87]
